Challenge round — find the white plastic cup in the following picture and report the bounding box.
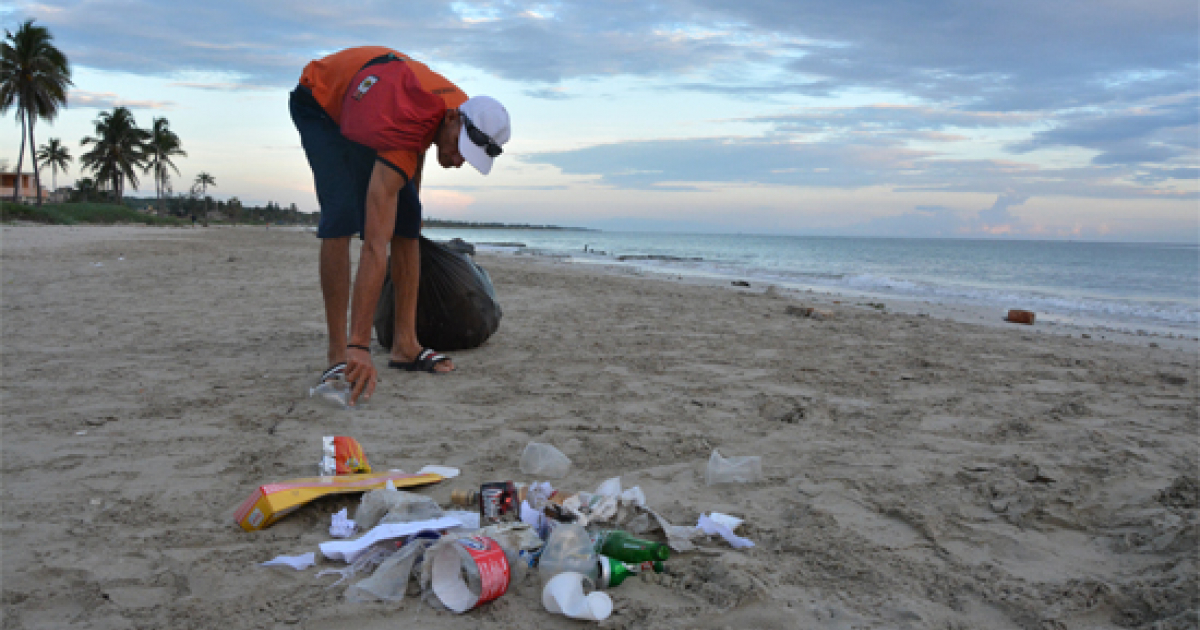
[542,572,613,621]
[519,442,572,478]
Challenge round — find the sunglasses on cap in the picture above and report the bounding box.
[461,113,503,158]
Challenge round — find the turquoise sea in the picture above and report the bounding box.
[425,229,1200,337]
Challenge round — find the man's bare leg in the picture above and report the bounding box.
[320,236,352,368]
[389,236,454,372]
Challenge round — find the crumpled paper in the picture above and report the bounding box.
[329,507,357,538]
[320,516,464,563]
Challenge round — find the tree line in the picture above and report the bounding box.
[1,18,256,222]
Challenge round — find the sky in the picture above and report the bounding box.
[1,0,1197,241]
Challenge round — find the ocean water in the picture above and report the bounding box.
[424,229,1200,336]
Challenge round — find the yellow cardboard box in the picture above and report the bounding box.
[234,470,443,532]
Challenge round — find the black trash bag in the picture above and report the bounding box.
[374,237,502,352]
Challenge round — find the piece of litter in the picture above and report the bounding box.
[260,552,316,570]
[443,510,481,530]
[520,500,552,538]
[697,513,754,548]
[89,498,102,506]
[704,511,743,530]
[542,571,613,621]
[91,262,104,267]
[75,430,87,436]
[416,465,460,479]
[329,507,356,538]
[319,516,464,563]
[594,477,622,497]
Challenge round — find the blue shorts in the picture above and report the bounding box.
[290,85,421,240]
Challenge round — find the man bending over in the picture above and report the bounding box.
[290,47,511,404]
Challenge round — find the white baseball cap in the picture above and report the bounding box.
[458,96,511,176]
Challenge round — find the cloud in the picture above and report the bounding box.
[523,87,575,100]
[977,191,1029,227]
[527,134,1194,199]
[167,82,275,92]
[748,105,1040,133]
[14,0,1191,112]
[69,90,175,110]
[840,194,1038,238]
[1010,95,1199,165]
[9,0,1195,218]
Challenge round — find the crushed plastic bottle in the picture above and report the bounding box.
[309,377,354,409]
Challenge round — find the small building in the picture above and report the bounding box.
[0,172,49,204]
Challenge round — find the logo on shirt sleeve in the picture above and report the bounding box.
[352,75,379,101]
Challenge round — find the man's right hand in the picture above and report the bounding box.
[344,347,377,406]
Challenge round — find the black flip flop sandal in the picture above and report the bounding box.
[388,348,454,373]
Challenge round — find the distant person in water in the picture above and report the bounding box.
[291,47,512,405]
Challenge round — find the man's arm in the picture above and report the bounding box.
[344,160,407,404]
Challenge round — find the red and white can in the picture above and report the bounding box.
[430,536,511,613]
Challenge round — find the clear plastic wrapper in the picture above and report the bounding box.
[705,449,763,485]
[355,488,444,531]
[316,543,395,588]
[345,538,434,603]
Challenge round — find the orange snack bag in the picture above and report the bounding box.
[320,436,372,476]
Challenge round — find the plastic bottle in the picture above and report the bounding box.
[595,555,664,588]
[309,377,352,409]
[590,530,670,563]
[538,523,599,584]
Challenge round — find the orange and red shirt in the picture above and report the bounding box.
[299,46,468,180]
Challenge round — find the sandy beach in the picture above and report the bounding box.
[2,225,1196,629]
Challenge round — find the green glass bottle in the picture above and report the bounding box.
[591,530,670,563]
[596,555,665,588]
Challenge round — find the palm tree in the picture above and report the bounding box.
[80,107,149,203]
[145,117,185,215]
[194,171,215,219]
[36,137,71,193]
[0,19,72,206]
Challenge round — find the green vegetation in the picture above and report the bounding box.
[36,137,71,190]
[1,18,73,206]
[1,201,183,226]
[146,117,185,215]
[81,106,150,203]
